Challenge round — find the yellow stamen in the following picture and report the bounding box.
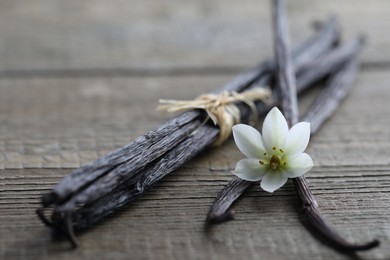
[270,155,281,170]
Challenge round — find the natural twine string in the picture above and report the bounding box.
[157,88,272,146]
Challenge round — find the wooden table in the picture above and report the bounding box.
[1,1,389,259]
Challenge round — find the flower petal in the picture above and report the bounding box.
[260,170,288,193]
[262,107,289,152]
[233,159,266,181]
[232,124,266,158]
[285,122,311,156]
[286,153,314,178]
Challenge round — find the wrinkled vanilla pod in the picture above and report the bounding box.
[207,0,379,253]
[58,19,342,232]
[293,57,380,252]
[275,0,378,250]
[37,17,341,246]
[207,35,365,223]
[62,47,358,231]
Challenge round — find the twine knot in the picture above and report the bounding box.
[157,88,271,146]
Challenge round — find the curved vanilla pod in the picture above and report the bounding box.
[37,17,340,247]
[39,16,339,208]
[275,0,378,252]
[206,35,365,224]
[207,2,378,253]
[66,27,356,232]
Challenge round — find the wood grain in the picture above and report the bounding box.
[1,70,390,259]
[1,0,390,259]
[0,0,389,71]
[1,165,389,259]
[1,70,389,170]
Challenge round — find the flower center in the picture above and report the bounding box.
[270,155,281,170]
[259,147,287,171]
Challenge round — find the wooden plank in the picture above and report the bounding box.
[0,0,389,71]
[1,0,389,259]
[0,75,232,169]
[1,71,389,257]
[1,70,390,169]
[1,165,389,259]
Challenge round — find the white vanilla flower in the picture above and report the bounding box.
[232,107,314,193]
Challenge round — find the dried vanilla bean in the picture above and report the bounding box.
[37,18,342,246]
[296,36,364,92]
[274,0,378,252]
[72,124,219,229]
[59,25,347,230]
[303,45,364,133]
[207,0,378,253]
[66,32,361,230]
[273,0,298,122]
[294,57,380,251]
[39,17,339,208]
[206,36,365,223]
[206,177,251,224]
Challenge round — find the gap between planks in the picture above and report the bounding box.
[0,61,388,79]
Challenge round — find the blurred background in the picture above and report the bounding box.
[1,0,388,169]
[1,1,390,259]
[0,1,388,70]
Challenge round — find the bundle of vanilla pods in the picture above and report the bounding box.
[37,16,372,251]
